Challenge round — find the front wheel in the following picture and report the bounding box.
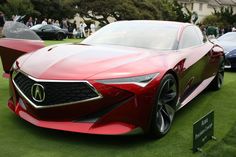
[57,33,64,40]
[148,74,178,138]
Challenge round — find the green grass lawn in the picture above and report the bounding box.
[44,38,83,46]
[0,39,236,157]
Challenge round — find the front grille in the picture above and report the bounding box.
[13,72,101,108]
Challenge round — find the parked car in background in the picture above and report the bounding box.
[215,32,236,69]
[30,24,68,40]
[0,22,44,78]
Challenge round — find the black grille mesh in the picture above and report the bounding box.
[13,72,100,107]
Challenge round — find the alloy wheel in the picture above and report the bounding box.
[156,78,177,133]
[149,74,178,138]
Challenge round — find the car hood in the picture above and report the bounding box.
[19,44,163,80]
[216,40,236,52]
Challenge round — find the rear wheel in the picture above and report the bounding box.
[209,59,225,90]
[148,74,178,138]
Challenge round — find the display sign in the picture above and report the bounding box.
[193,111,215,153]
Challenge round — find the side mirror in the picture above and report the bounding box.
[209,38,217,43]
[212,46,223,53]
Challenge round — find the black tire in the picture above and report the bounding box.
[148,74,178,138]
[57,33,64,40]
[209,59,225,90]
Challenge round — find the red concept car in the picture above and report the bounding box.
[0,21,225,138]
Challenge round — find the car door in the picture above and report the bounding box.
[194,26,223,80]
[40,25,53,39]
[177,25,212,103]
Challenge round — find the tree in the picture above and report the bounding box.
[0,0,77,20]
[0,0,191,25]
[0,0,7,4]
[202,6,236,28]
[30,0,77,20]
[202,15,225,27]
[0,0,38,19]
[213,6,236,26]
[75,0,191,26]
[75,0,161,26]
[150,0,191,22]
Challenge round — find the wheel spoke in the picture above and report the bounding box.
[156,100,175,133]
[218,73,223,85]
[160,80,177,103]
[162,80,171,94]
[162,91,177,103]
[163,104,175,121]
[156,110,165,133]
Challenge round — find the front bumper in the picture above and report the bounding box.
[225,53,236,68]
[8,73,161,135]
[8,99,138,135]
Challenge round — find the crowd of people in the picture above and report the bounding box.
[199,24,236,39]
[1,10,236,40]
[0,11,97,39]
[23,16,97,39]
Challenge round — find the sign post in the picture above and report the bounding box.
[193,111,215,153]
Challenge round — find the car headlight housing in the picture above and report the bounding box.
[96,73,159,87]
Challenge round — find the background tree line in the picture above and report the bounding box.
[202,6,236,28]
[0,0,191,25]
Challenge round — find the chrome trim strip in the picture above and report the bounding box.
[12,70,103,109]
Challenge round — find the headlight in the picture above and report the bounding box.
[96,73,159,87]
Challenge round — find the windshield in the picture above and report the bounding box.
[82,21,179,50]
[218,33,236,42]
[30,24,43,30]
[53,25,61,30]
[3,21,41,40]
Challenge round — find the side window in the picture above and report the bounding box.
[194,26,207,43]
[41,25,51,31]
[179,26,202,49]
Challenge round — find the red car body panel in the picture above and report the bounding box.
[1,21,224,135]
[0,38,45,76]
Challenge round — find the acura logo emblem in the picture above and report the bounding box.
[31,84,45,102]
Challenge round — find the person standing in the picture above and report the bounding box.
[62,18,68,29]
[79,21,87,38]
[68,22,74,38]
[54,20,60,27]
[206,25,217,39]
[34,17,39,25]
[90,21,96,35]
[12,15,16,21]
[0,11,5,38]
[48,19,52,25]
[72,20,77,31]
[42,18,47,25]
[26,17,33,27]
